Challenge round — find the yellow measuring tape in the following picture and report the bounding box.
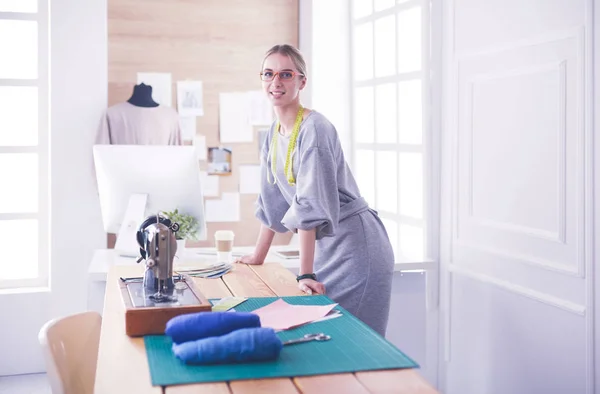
[268,106,304,186]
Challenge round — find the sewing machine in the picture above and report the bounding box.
[118,213,211,337]
[136,213,178,301]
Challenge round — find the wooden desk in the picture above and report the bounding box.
[94,263,438,394]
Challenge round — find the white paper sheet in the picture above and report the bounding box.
[199,170,219,197]
[177,80,204,116]
[194,135,207,161]
[179,116,196,141]
[205,192,240,222]
[239,165,261,194]
[219,92,252,143]
[247,90,273,125]
[137,72,172,106]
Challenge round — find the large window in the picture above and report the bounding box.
[351,0,430,262]
[0,0,49,289]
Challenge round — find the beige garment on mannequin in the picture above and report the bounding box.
[95,102,182,145]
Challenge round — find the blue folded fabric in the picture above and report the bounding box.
[172,327,282,364]
[165,311,261,344]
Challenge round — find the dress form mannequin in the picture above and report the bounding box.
[97,83,182,251]
[128,83,159,107]
[97,83,181,145]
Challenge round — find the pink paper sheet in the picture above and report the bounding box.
[252,299,338,331]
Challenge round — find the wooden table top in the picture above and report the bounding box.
[94,262,438,394]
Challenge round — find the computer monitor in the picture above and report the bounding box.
[93,145,207,256]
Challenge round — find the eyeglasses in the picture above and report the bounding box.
[259,70,304,82]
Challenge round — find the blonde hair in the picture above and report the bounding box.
[262,44,307,78]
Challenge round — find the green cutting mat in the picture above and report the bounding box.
[144,295,419,386]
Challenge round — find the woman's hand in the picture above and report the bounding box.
[298,278,325,295]
[234,254,264,265]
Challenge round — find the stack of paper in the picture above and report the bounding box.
[175,262,233,279]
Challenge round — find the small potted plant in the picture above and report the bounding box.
[162,208,199,254]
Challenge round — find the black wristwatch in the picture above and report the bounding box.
[296,273,317,282]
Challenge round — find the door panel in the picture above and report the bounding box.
[455,33,581,275]
[440,0,594,393]
[448,275,586,394]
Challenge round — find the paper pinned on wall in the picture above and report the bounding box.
[247,90,273,126]
[208,147,232,175]
[177,80,204,117]
[205,192,240,222]
[194,135,207,161]
[199,170,218,197]
[219,92,253,143]
[239,165,261,194]
[204,200,220,222]
[179,116,196,142]
[137,72,172,106]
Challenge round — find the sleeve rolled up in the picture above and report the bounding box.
[281,147,339,240]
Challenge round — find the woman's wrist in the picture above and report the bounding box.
[298,228,316,276]
[253,246,268,261]
[253,225,275,262]
[296,273,317,282]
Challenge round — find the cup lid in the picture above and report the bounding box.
[214,230,235,241]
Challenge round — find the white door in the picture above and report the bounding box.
[440,0,594,393]
[0,0,106,375]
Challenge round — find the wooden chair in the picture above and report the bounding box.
[38,311,102,394]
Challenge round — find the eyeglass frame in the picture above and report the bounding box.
[259,70,305,82]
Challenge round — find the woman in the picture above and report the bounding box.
[236,44,394,336]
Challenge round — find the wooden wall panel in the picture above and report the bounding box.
[107,0,297,247]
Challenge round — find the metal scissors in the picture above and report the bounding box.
[282,333,331,346]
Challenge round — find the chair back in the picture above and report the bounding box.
[38,311,102,394]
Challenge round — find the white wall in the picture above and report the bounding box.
[300,0,351,157]
[0,0,106,375]
[387,272,430,381]
[595,1,600,390]
[298,0,312,110]
[50,0,107,318]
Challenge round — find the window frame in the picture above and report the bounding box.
[349,0,436,265]
[0,0,50,289]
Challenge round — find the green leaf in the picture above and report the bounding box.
[162,208,199,241]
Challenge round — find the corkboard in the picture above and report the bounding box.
[107,0,297,247]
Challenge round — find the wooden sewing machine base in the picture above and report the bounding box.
[119,275,212,337]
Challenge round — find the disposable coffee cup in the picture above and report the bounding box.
[214,230,235,263]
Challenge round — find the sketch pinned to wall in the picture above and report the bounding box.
[199,170,219,197]
[194,135,207,161]
[208,147,232,175]
[247,90,273,125]
[219,92,252,143]
[239,165,261,194]
[137,72,172,106]
[177,81,204,117]
[205,193,240,222]
[179,116,196,141]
